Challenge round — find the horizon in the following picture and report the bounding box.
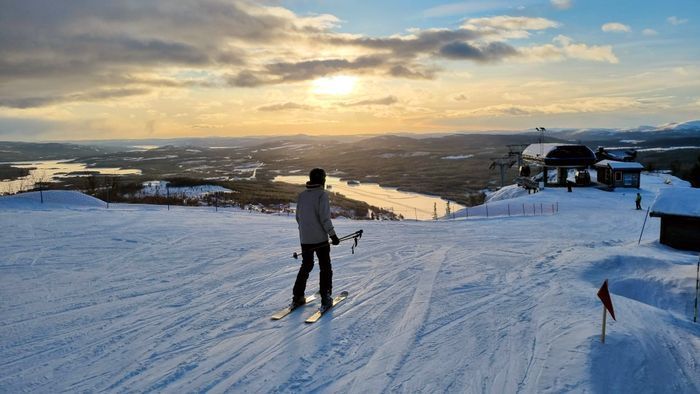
[1,1,699,141]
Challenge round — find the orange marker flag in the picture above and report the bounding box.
[597,279,616,320]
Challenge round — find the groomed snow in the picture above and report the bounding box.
[1,174,699,392]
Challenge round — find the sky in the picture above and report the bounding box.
[0,0,699,141]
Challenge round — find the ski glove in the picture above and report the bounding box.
[330,235,340,245]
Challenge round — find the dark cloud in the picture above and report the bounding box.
[257,102,314,112]
[0,88,150,109]
[439,41,518,62]
[325,29,483,58]
[387,65,437,79]
[343,96,398,107]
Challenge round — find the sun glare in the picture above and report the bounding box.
[311,75,357,95]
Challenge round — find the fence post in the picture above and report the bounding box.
[486,204,489,218]
[540,203,543,215]
[533,203,536,215]
[508,204,511,216]
[523,203,525,216]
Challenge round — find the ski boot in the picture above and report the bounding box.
[291,295,306,309]
[320,291,333,311]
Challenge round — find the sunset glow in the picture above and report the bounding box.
[0,1,698,140]
[311,76,357,96]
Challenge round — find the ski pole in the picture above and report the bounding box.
[293,230,363,259]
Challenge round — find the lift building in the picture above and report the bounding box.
[649,188,700,252]
[521,143,597,187]
[594,160,644,189]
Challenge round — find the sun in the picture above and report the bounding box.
[311,75,357,95]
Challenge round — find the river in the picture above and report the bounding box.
[274,175,464,220]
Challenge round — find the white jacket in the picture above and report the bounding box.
[296,184,336,244]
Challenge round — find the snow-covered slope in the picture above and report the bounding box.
[0,190,108,209]
[1,174,698,392]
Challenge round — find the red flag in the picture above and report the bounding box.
[597,279,616,321]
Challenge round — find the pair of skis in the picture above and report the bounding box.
[271,291,349,323]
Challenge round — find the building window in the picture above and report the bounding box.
[615,171,622,181]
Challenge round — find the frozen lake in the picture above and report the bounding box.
[0,160,141,194]
[275,175,464,220]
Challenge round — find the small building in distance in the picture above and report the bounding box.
[522,143,597,187]
[594,160,644,189]
[649,188,700,252]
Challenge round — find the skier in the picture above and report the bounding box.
[635,193,642,210]
[292,168,340,310]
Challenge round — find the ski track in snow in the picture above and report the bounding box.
[1,178,699,393]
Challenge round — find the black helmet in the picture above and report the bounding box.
[309,168,326,184]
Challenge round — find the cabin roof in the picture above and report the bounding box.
[650,188,700,218]
[594,160,644,170]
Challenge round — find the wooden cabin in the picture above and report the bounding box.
[594,160,644,189]
[649,188,700,252]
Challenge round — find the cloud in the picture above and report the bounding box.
[0,88,150,109]
[439,41,518,62]
[453,94,470,101]
[450,96,641,117]
[343,96,398,107]
[602,23,631,33]
[667,16,688,26]
[422,2,513,18]
[0,1,624,110]
[257,102,314,112]
[387,65,438,80]
[462,16,559,39]
[521,35,618,64]
[551,0,572,10]
[642,29,659,36]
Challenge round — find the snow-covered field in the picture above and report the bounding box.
[1,174,699,393]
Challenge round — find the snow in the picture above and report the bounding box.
[1,174,699,392]
[522,143,568,159]
[637,146,700,152]
[441,154,474,160]
[595,160,645,170]
[0,190,108,209]
[650,188,700,217]
[139,181,232,198]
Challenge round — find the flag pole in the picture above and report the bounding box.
[694,256,699,323]
[601,304,607,343]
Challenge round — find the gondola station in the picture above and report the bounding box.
[521,143,597,187]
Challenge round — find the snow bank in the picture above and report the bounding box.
[0,190,108,209]
[485,184,529,202]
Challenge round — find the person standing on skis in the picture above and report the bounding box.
[292,168,340,309]
[635,193,642,210]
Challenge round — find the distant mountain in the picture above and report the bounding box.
[545,120,700,144]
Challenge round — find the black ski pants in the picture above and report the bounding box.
[293,242,332,298]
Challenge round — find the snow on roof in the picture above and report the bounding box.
[650,188,700,217]
[522,143,567,158]
[594,160,644,170]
